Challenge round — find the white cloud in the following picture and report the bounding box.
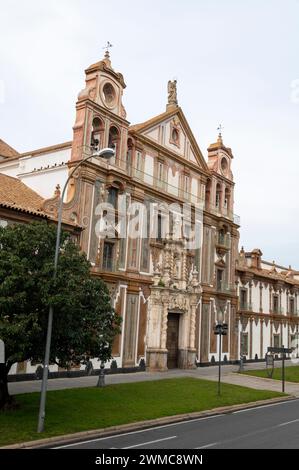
[0,0,299,265]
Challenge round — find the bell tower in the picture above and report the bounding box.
[71,47,129,163]
[206,128,234,218]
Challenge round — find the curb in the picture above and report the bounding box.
[1,395,295,449]
[234,372,299,384]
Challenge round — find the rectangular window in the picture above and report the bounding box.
[140,201,150,272]
[290,298,295,315]
[135,151,143,180]
[157,213,163,242]
[156,161,164,189]
[184,175,190,200]
[216,269,223,291]
[118,237,126,270]
[273,334,280,349]
[273,295,279,313]
[215,193,220,208]
[102,242,114,271]
[128,237,139,270]
[241,333,248,355]
[158,162,163,181]
[126,149,132,176]
[107,187,118,208]
[240,289,247,310]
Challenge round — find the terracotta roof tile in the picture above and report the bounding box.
[0,139,19,159]
[0,173,44,214]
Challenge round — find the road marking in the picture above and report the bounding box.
[201,416,299,448]
[54,415,223,448]
[232,399,298,414]
[277,419,299,427]
[123,436,177,449]
[195,442,218,449]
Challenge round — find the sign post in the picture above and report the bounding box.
[0,340,5,395]
[267,346,292,393]
[214,323,228,396]
[0,340,4,364]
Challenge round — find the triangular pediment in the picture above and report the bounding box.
[129,107,209,172]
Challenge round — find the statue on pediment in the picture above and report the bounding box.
[168,80,178,106]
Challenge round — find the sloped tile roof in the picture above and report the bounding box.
[0,139,19,158]
[0,173,45,215]
[129,108,176,133]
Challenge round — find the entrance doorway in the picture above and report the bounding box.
[167,313,180,369]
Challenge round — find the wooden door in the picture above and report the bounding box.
[167,313,180,369]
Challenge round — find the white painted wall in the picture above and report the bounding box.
[164,120,186,157]
[252,322,260,358]
[21,167,68,199]
[263,323,271,356]
[0,148,71,199]
[168,167,179,196]
[0,148,70,199]
[144,154,154,185]
[262,284,270,313]
[282,325,288,348]
[281,290,287,314]
[191,177,198,203]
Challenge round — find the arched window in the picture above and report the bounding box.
[91,117,104,150]
[205,178,211,209]
[108,125,120,164]
[216,183,222,209]
[224,187,230,212]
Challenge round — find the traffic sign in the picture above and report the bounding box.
[267,345,291,392]
[267,347,292,354]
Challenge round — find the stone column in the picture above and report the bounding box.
[183,301,197,369]
[160,302,169,350]
[200,301,210,363]
[189,302,197,350]
[146,290,168,371]
[249,318,253,359]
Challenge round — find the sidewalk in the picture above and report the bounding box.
[8,360,299,396]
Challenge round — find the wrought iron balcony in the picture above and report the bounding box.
[216,234,230,248]
[216,282,235,294]
[239,302,253,311]
[272,307,284,315]
[206,204,240,225]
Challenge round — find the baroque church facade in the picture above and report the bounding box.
[40,51,240,371]
[3,52,298,376]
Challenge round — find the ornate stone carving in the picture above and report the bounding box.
[167,80,178,106]
[168,294,187,312]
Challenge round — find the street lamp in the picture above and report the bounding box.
[213,300,229,396]
[37,147,115,433]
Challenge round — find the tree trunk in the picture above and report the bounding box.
[0,363,11,410]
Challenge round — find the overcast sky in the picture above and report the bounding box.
[0,0,298,267]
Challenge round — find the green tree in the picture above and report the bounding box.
[0,222,121,409]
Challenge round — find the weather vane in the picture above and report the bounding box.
[103,41,113,53]
[217,124,224,137]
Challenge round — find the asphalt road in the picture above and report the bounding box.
[53,399,299,449]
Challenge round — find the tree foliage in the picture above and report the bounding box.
[0,222,121,407]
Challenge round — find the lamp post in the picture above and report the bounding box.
[213,300,229,396]
[37,147,115,433]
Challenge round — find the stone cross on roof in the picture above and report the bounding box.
[217,124,224,137]
[103,41,113,59]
